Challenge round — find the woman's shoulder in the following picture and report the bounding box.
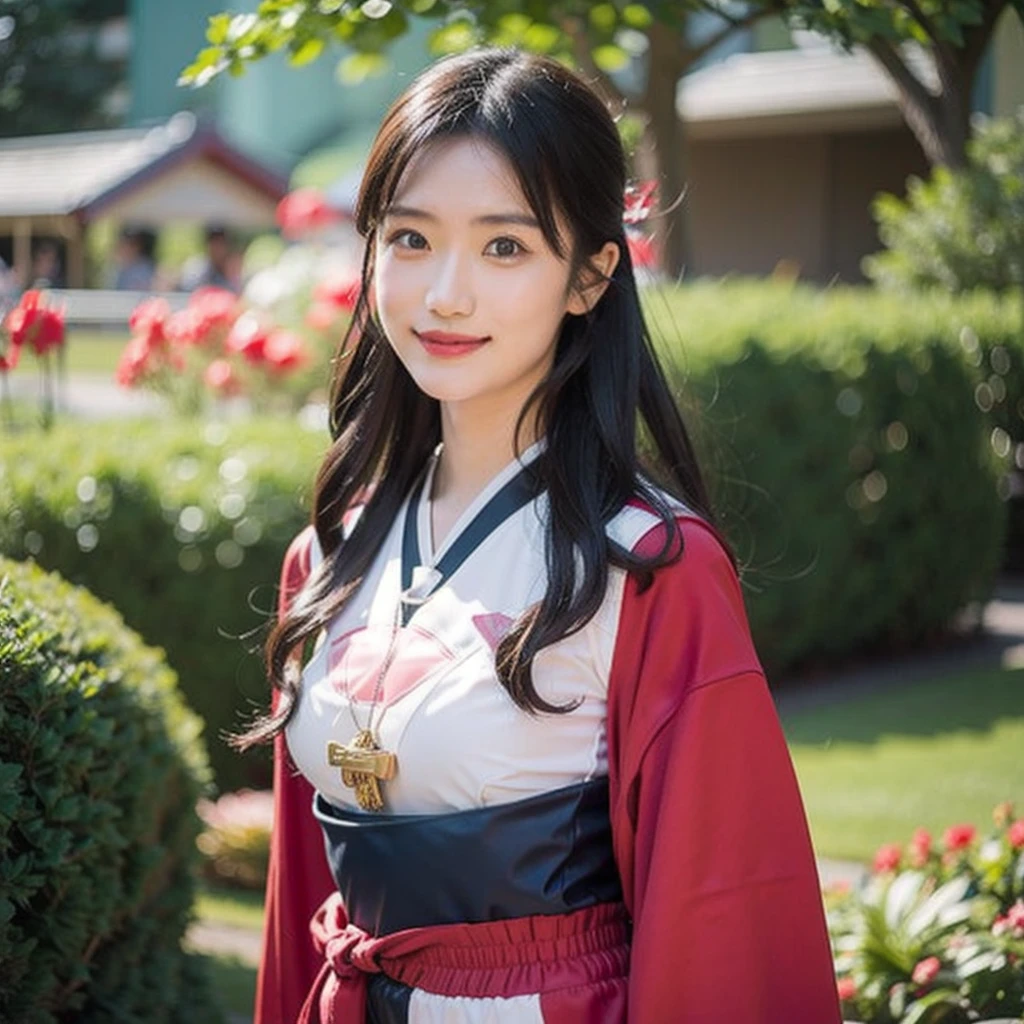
[605,489,733,571]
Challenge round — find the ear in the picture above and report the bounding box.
[566,241,621,316]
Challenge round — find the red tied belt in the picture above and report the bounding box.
[298,892,631,1024]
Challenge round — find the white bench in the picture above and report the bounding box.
[48,289,191,331]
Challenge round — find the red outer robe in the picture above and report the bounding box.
[254,515,842,1024]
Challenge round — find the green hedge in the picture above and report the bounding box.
[0,419,329,793]
[644,281,1010,675]
[0,557,221,1024]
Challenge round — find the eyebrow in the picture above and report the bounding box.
[386,204,541,229]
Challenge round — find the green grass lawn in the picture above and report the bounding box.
[63,332,128,375]
[784,666,1024,863]
[195,882,265,932]
[192,884,264,1018]
[202,953,258,1017]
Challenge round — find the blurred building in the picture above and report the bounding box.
[678,14,1024,281]
[0,115,287,288]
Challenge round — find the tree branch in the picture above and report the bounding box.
[683,5,774,67]
[865,35,949,163]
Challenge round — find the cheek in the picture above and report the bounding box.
[373,254,413,326]
[488,265,571,324]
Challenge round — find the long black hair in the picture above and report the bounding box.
[235,47,723,749]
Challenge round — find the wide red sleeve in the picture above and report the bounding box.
[254,526,336,1024]
[607,517,841,1024]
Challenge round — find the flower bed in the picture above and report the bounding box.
[831,804,1024,1022]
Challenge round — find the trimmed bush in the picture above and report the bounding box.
[0,418,329,792]
[0,556,220,1024]
[645,281,1009,675]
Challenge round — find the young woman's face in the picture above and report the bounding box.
[373,136,589,419]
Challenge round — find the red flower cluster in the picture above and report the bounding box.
[1,290,66,370]
[116,288,310,397]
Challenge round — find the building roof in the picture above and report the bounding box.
[679,42,940,138]
[0,112,289,223]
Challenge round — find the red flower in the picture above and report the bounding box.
[129,297,171,350]
[1008,900,1024,933]
[909,828,932,867]
[189,286,239,336]
[165,307,204,346]
[943,824,976,852]
[911,956,940,986]
[204,358,241,396]
[5,290,65,355]
[115,337,153,388]
[1009,820,1024,849]
[623,180,657,225]
[305,302,339,332]
[836,977,856,1002]
[872,843,902,873]
[276,187,340,240]
[0,343,20,372]
[313,273,361,313]
[263,330,307,373]
[225,313,271,364]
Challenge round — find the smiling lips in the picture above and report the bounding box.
[415,329,491,358]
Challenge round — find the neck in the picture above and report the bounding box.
[433,401,541,505]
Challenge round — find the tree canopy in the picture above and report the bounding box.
[0,0,127,137]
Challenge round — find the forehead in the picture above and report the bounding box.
[390,136,530,214]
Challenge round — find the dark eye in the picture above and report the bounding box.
[485,237,524,258]
[393,229,428,251]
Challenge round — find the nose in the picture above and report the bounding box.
[425,251,475,319]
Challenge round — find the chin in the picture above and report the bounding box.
[407,373,487,404]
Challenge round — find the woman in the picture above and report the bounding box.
[245,47,841,1024]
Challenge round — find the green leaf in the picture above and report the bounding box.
[592,44,629,72]
[589,3,617,32]
[899,988,963,1024]
[905,875,971,935]
[622,4,653,28]
[884,870,926,929]
[289,37,326,66]
[428,20,479,55]
[206,14,232,46]
[336,51,390,83]
[523,23,560,51]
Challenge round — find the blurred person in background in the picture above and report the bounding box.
[29,240,64,289]
[180,223,242,293]
[111,225,157,291]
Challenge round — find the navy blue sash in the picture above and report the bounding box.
[313,777,621,938]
